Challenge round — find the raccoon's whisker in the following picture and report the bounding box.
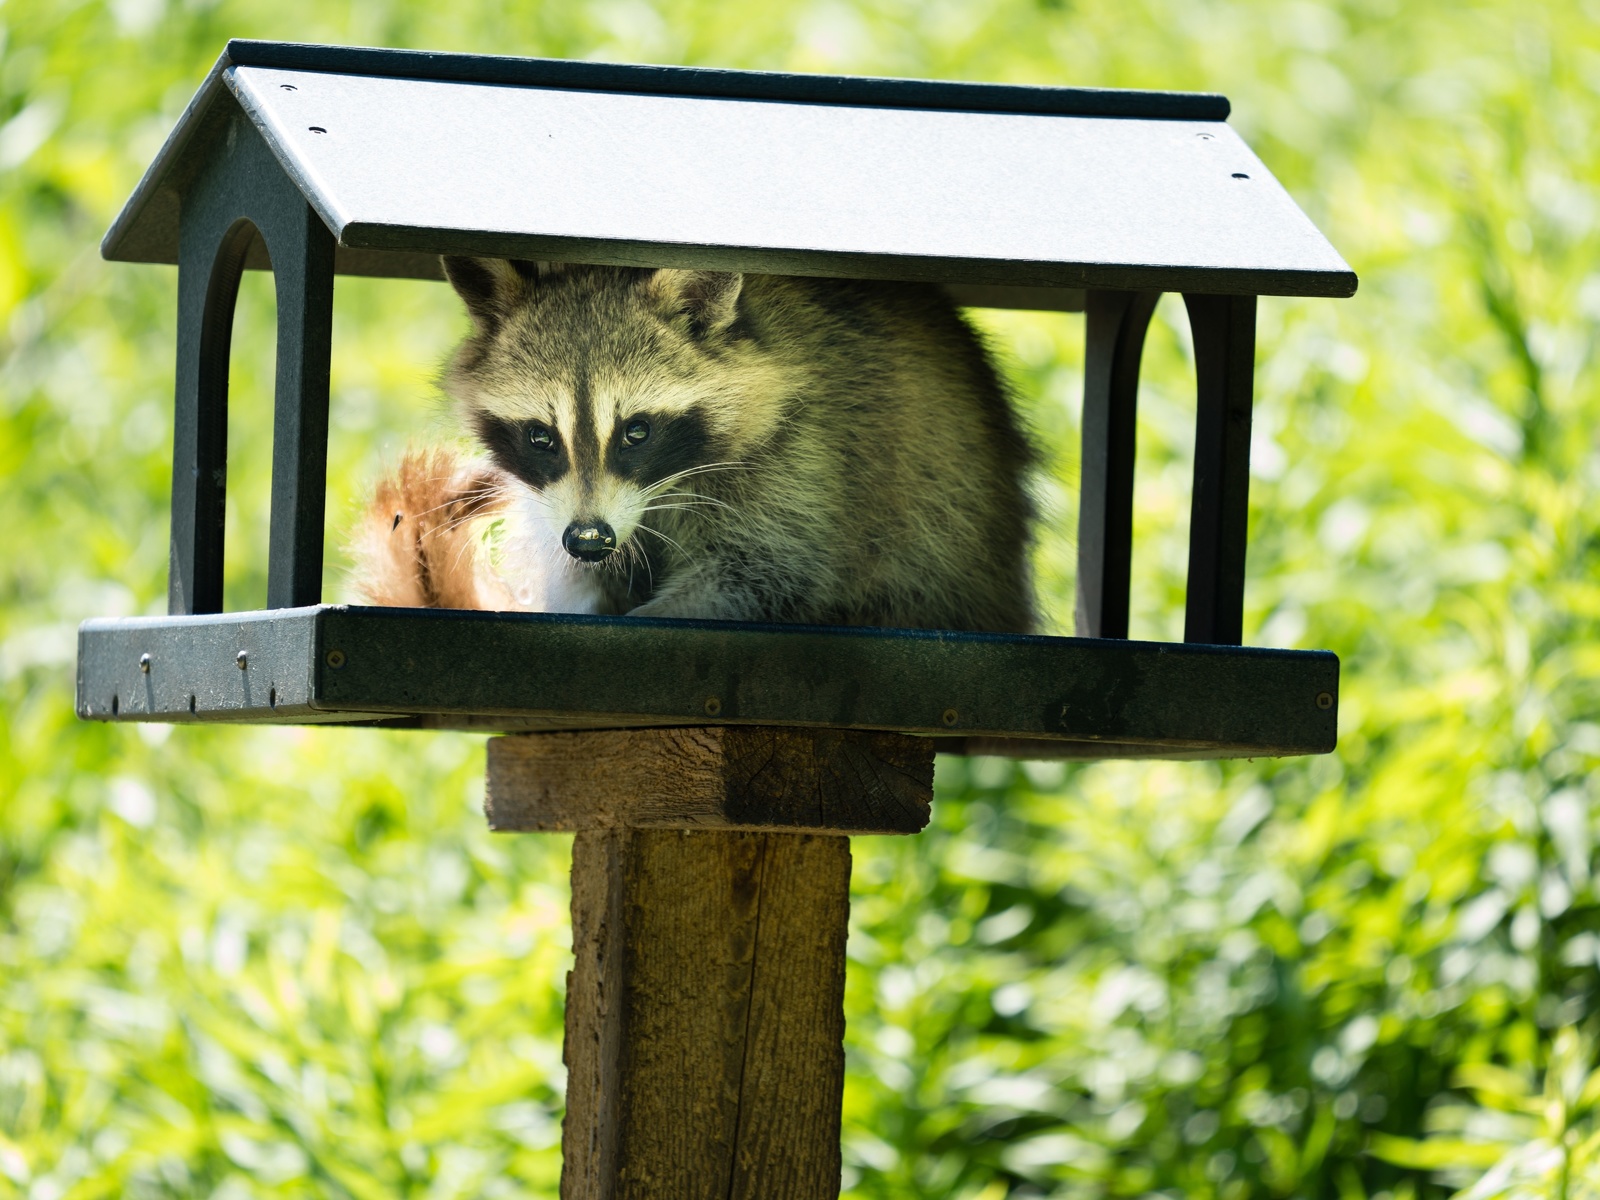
[642,493,740,514]
[640,503,732,516]
[444,504,505,556]
[612,538,648,592]
[444,538,480,579]
[630,539,657,596]
[608,545,651,602]
[403,496,485,523]
[645,461,752,492]
[633,523,690,560]
[400,480,511,522]
[406,489,512,531]
[645,492,738,512]
[650,459,746,482]
[648,468,748,493]
[434,512,506,546]
[434,500,503,531]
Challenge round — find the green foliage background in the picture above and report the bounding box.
[4,0,1600,1196]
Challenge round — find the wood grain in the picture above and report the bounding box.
[561,829,627,1199]
[727,833,851,1200]
[497,725,908,1197]
[486,725,932,835]
[561,829,850,1200]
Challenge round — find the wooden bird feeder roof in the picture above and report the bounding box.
[77,40,1355,759]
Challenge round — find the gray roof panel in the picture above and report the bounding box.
[104,41,1356,299]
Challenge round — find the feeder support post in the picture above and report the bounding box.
[1182,293,1256,646]
[486,726,934,1200]
[169,107,334,616]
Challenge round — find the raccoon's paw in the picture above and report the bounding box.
[626,580,756,623]
[350,447,517,610]
[624,596,696,620]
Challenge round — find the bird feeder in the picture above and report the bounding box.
[77,40,1355,1198]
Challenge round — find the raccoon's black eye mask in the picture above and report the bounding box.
[473,408,723,493]
[607,411,717,487]
[474,413,569,489]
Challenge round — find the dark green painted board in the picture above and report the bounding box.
[77,606,1338,759]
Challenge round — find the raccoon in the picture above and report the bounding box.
[356,260,1035,633]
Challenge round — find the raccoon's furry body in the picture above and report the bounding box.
[356,261,1035,633]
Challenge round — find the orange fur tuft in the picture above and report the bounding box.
[350,448,516,610]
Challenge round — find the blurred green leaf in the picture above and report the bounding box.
[5,1,1600,1198]
[1370,1136,1508,1172]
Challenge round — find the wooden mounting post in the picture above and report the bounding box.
[485,726,934,1200]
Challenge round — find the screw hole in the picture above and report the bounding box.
[704,696,722,717]
[1232,172,1250,179]
[1316,691,1335,710]
[188,694,197,714]
[308,126,327,134]
[325,648,347,670]
[280,83,297,91]
[1196,132,1214,140]
[111,694,119,716]
[941,708,959,727]
[269,687,277,708]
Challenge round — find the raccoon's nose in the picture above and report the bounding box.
[562,520,618,562]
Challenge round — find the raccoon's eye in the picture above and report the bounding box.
[528,424,556,452]
[622,419,651,446]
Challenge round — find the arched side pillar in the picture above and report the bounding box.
[1181,293,1256,647]
[1076,289,1160,640]
[1075,290,1256,646]
[170,109,334,615]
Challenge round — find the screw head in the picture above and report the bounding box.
[1316,691,1334,710]
[704,696,722,717]
[941,708,959,727]
[139,653,151,673]
[325,648,347,670]
[236,651,248,670]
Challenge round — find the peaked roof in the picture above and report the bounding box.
[103,40,1356,299]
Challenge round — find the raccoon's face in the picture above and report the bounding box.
[442,259,791,564]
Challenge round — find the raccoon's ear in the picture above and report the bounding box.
[441,257,537,333]
[646,269,743,337]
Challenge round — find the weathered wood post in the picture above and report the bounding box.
[485,726,935,1199]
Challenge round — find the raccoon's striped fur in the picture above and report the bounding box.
[356,260,1035,633]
